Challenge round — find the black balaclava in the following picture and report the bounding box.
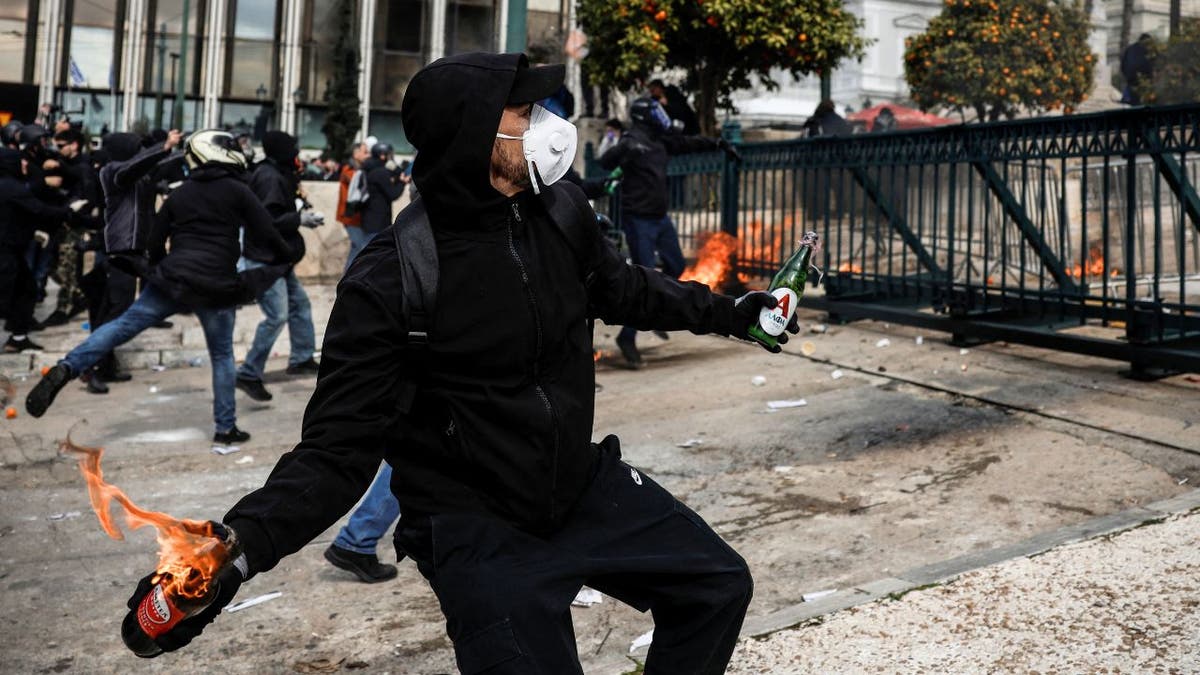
[401,52,526,230]
[261,131,299,164]
[103,132,144,162]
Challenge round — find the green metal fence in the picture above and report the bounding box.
[589,104,1200,376]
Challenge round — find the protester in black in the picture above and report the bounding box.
[117,52,797,674]
[599,96,739,367]
[1,148,74,352]
[1120,33,1154,105]
[27,130,298,445]
[358,143,406,236]
[235,131,322,401]
[649,78,700,135]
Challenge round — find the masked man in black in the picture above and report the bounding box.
[112,53,797,674]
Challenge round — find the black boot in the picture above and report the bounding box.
[235,377,273,401]
[615,334,643,369]
[81,370,109,394]
[323,545,398,583]
[4,335,44,353]
[26,364,73,417]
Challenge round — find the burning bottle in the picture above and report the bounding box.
[747,231,820,350]
[121,523,243,658]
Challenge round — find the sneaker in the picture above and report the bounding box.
[82,371,109,395]
[213,426,251,445]
[285,358,321,376]
[26,364,73,417]
[235,377,273,402]
[323,544,398,583]
[4,336,44,353]
[40,310,69,327]
[615,335,643,369]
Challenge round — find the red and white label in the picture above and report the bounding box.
[137,585,183,637]
[757,288,797,336]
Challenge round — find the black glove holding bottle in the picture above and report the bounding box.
[122,521,248,657]
[731,291,800,353]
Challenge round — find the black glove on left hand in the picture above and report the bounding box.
[731,291,801,353]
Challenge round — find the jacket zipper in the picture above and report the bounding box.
[507,202,562,523]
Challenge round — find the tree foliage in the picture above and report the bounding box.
[904,0,1095,121]
[321,0,362,159]
[578,0,869,135]
[1137,18,1200,104]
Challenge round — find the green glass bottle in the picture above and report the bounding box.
[747,231,820,350]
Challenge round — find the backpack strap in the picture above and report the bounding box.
[390,197,438,413]
[539,181,598,285]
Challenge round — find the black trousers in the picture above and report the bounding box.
[0,248,36,333]
[396,436,752,675]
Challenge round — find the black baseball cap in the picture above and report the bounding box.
[507,62,565,104]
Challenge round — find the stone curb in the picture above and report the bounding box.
[738,488,1200,639]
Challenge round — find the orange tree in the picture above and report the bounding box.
[904,0,1094,121]
[1137,18,1200,104]
[578,0,869,135]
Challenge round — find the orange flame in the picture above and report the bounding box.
[681,231,739,290]
[1068,247,1119,280]
[61,436,227,600]
[837,261,864,274]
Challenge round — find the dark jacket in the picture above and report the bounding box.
[661,84,700,136]
[0,150,72,250]
[100,142,172,255]
[360,157,405,234]
[598,124,719,218]
[243,159,304,264]
[223,52,742,576]
[144,164,295,308]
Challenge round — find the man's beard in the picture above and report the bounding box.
[491,138,532,190]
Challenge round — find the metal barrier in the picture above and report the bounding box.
[588,105,1200,376]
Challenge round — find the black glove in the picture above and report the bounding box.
[123,522,247,656]
[731,291,800,353]
[718,138,742,163]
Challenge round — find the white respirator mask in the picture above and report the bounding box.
[496,104,578,194]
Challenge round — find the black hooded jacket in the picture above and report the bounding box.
[243,158,304,264]
[0,149,72,250]
[598,123,720,218]
[144,163,296,308]
[223,53,741,576]
[360,156,406,234]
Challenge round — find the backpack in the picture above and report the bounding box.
[343,170,369,217]
[388,182,596,414]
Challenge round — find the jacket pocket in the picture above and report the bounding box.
[455,618,523,674]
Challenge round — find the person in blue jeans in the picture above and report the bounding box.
[598,96,740,366]
[324,462,401,583]
[234,132,323,403]
[26,130,299,445]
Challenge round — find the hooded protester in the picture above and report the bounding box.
[26,130,300,446]
[358,141,406,236]
[109,52,796,674]
[598,95,740,367]
[0,148,75,352]
[40,128,100,330]
[234,130,323,402]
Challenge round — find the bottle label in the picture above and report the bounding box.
[137,585,185,638]
[757,288,797,337]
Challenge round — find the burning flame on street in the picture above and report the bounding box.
[1069,247,1119,280]
[680,220,788,291]
[61,435,227,600]
[837,261,864,274]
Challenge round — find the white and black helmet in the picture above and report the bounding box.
[184,129,247,170]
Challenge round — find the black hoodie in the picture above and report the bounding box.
[224,53,740,575]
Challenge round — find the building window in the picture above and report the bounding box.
[143,0,207,97]
[0,0,32,84]
[225,0,279,100]
[66,0,120,91]
[371,0,427,110]
[445,0,495,55]
[300,0,347,104]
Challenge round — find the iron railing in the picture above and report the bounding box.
[587,104,1200,376]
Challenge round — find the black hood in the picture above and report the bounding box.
[104,132,143,162]
[401,52,526,229]
[189,163,245,182]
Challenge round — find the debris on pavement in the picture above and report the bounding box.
[802,589,838,602]
[630,629,654,653]
[831,370,845,380]
[151,365,167,372]
[875,338,891,348]
[292,657,344,673]
[810,324,828,334]
[572,587,603,607]
[750,375,767,387]
[677,438,703,448]
[801,341,816,356]
[959,348,970,355]
[235,455,254,464]
[5,407,16,419]
[211,444,242,456]
[773,465,794,473]
[915,336,924,345]
[148,386,159,393]
[767,399,808,410]
[47,511,82,521]
[227,591,282,613]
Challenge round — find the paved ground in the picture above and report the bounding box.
[2,283,1199,674]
